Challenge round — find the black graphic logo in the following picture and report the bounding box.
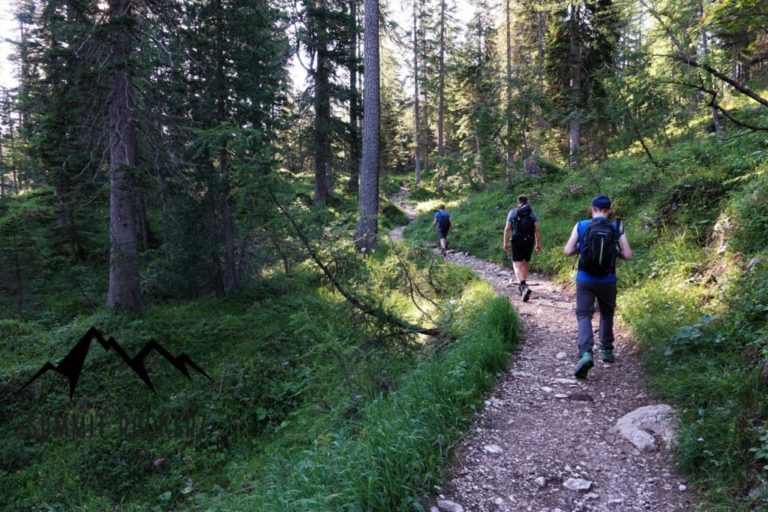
[22,327,212,398]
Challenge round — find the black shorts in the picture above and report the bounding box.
[438,229,449,240]
[511,238,534,262]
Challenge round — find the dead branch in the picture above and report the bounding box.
[269,190,441,337]
[660,79,768,132]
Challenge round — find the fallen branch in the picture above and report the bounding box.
[660,79,768,132]
[269,190,441,337]
[391,243,442,321]
[615,88,663,169]
[638,0,768,109]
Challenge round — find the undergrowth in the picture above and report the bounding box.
[0,230,520,510]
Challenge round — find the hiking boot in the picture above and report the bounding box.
[522,284,532,302]
[574,352,594,379]
[440,247,447,257]
[600,348,615,363]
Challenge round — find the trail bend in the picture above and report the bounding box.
[389,188,696,512]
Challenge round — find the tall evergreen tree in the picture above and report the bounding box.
[355,0,379,251]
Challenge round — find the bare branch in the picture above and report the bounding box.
[269,189,441,337]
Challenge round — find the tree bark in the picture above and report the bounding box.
[355,0,380,251]
[413,0,421,187]
[698,0,723,135]
[347,0,361,194]
[106,0,142,312]
[536,0,545,80]
[505,0,513,160]
[437,0,445,162]
[223,181,237,293]
[568,3,582,168]
[313,0,333,205]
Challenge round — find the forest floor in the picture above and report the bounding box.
[390,188,698,512]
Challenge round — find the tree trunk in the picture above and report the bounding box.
[536,1,545,80]
[505,0,513,160]
[0,133,4,196]
[313,0,334,201]
[135,192,150,252]
[106,0,142,312]
[223,181,237,293]
[355,0,380,251]
[437,0,446,163]
[314,40,333,205]
[347,0,361,194]
[697,0,723,135]
[413,0,421,187]
[12,233,23,321]
[568,4,581,168]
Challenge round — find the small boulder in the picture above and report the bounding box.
[437,500,464,512]
[609,404,676,453]
[534,476,546,488]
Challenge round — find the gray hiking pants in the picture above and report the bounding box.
[576,281,617,356]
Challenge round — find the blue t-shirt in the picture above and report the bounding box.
[575,217,621,284]
[435,210,450,231]
[507,207,538,236]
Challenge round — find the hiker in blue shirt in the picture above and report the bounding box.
[432,204,451,257]
[563,195,632,379]
[502,195,541,302]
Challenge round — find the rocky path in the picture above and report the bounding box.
[389,188,697,512]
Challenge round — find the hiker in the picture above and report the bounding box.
[563,195,633,379]
[502,195,541,302]
[432,204,451,257]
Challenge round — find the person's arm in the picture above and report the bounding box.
[534,221,542,252]
[618,233,632,260]
[432,215,437,231]
[563,224,579,256]
[503,221,512,252]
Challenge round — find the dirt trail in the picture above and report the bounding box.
[389,188,696,512]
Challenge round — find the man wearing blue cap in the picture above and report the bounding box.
[563,195,632,379]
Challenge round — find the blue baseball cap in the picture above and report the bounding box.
[591,195,611,209]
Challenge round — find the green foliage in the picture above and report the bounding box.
[199,282,520,511]
[0,230,519,510]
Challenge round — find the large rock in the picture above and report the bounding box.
[609,404,676,453]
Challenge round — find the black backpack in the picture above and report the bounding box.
[578,218,619,276]
[437,212,451,231]
[512,205,535,241]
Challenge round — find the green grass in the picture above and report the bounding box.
[0,233,520,511]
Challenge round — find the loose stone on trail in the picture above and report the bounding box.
[436,499,464,512]
[563,478,593,491]
[483,444,503,455]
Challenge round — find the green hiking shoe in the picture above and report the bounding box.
[574,352,594,379]
[600,349,615,363]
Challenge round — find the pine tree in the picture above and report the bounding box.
[355,0,379,251]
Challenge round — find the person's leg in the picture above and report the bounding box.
[574,281,597,378]
[595,283,617,359]
[576,282,597,356]
[512,260,528,283]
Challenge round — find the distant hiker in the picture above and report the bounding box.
[503,195,541,302]
[563,195,633,379]
[432,204,451,257]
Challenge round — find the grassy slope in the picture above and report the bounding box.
[0,192,520,511]
[406,121,768,509]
